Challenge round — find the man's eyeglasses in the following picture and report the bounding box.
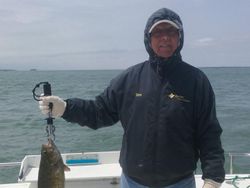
[150,28,179,38]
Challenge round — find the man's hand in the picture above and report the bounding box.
[202,179,221,188]
[39,96,66,118]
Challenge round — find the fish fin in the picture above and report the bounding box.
[64,164,71,171]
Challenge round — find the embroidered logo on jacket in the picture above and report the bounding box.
[135,93,143,97]
[168,93,190,102]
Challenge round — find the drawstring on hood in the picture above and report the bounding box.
[144,8,184,77]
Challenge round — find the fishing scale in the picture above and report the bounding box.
[32,82,56,140]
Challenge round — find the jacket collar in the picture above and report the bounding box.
[150,54,182,79]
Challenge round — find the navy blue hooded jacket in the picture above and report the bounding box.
[62,8,225,187]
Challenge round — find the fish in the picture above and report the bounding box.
[38,138,70,188]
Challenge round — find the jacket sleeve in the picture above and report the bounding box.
[195,73,225,183]
[61,80,120,130]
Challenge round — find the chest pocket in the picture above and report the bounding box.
[161,91,193,129]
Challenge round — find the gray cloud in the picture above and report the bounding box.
[193,37,215,47]
[0,0,250,70]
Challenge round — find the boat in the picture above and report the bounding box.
[0,151,250,188]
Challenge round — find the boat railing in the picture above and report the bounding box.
[228,152,250,174]
[1,152,250,174]
[0,162,21,168]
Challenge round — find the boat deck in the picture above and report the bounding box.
[1,175,250,188]
[1,151,250,188]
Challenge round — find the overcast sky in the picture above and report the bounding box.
[0,0,250,70]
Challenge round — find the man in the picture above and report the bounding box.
[39,8,225,188]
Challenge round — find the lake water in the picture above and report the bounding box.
[0,67,250,183]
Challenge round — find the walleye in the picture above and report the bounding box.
[38,138,70,188]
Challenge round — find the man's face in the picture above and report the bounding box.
[150,22,179,58]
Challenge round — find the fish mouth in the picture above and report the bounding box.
[42,138,53,148]
[47,138,53,145]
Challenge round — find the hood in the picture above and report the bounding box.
[144,8,184,60]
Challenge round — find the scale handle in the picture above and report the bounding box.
[43,82,52,96]
[43,82,53,110]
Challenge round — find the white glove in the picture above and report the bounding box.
[39,96,66,118]
[202,179,221,188]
